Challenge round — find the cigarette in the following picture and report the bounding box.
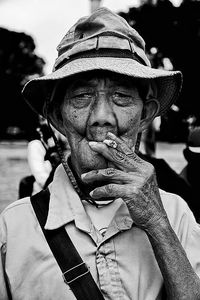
[103,139,117,149]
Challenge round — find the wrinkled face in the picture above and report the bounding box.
[56,72,145,177]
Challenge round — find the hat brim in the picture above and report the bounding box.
[188,146,200,153]
[22,56,182,117]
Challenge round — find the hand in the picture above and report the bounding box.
[81,132,168,231]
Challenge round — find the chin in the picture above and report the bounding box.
[82,152,108,172]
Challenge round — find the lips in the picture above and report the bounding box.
[87,127,117,142]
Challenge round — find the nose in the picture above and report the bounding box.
[87,93,117,140]
[89,93,116,126]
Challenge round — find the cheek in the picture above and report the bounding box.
[117,108,142,146]
[61,104,88,136]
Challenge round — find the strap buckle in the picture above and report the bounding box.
[62,262,90,284]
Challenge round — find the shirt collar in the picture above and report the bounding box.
[44,164,134,235]
[44,164,92,232]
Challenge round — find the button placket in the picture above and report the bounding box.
[96,239,127,300]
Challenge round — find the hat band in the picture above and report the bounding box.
[54,49,146,71]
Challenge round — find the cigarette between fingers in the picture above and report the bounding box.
[103,139,117,149]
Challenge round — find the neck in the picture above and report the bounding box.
[67,156,114,207]
[68,157,90,193]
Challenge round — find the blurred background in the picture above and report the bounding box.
[0,0,199,212]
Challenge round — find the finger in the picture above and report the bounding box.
[90,183,125,199]
[88,141,128,170]
[81,168,131,184]
[105,132,136,157]
[105,132,148,167]
[89,141,138,171]
[103,139,118,149]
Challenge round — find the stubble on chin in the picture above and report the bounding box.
[81,150,108,172]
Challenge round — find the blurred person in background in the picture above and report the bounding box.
[180,126,200,222]
[18,116,67,198]
[139,116,198,221]
[141,117,159,157]
[1,7,200,300]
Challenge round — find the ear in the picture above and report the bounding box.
[47,105,66,136]
[139,98,160,132]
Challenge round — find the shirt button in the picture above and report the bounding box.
[124,217,132,227]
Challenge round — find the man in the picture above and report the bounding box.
[180,126,200,222]
[1,7,200,300]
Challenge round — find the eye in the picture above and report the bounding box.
[112,92,134,106]
[69,92,94,108]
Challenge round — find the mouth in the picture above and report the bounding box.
[87,127,118,142]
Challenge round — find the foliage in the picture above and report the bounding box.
[119,0,200,120]
[0,28,45,139]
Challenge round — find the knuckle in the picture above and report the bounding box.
[104,168,116,176]
[126,152,135,159]
[105,184,114,194]
[114,150,124,161]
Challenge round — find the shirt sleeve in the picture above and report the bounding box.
[161,190,200,278]
[0,215,10,300]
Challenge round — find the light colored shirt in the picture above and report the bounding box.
[1,164,200,300]
[83,198,123,235]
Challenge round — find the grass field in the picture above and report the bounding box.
[0,140,187,213]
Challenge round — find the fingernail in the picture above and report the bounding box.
[88,141,98,148]
[107,132,115,138]
[81,173,87,179]
[89,191,94,197]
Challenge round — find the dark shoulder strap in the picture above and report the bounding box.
[30,189,105,300]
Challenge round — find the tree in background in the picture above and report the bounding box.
[0,28,45,139]
[119,0,200,142]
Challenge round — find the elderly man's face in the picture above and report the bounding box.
[59,72,147,177]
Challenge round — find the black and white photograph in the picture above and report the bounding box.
[0,0,200,299]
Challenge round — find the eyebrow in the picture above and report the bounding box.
[69,80,97,90]
[69,77,136,91]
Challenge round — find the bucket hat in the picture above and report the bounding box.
[22,7,183,117]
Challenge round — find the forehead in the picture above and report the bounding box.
[65,71,137,90]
